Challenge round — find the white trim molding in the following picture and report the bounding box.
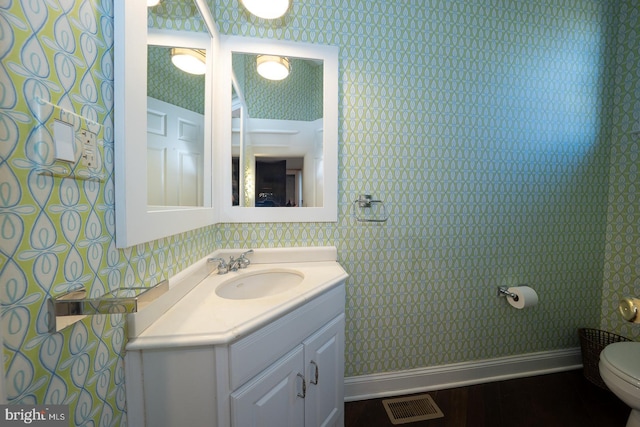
[344,348,582,402]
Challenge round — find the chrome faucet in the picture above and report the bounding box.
[228,249,254,272]
[208,250,254,274]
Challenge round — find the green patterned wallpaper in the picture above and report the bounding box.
[148,45,206,114]
[214,0,623,375]
[147,3,207,114]
[1,0,638,426]
[234,54,323,120]
[148,0,208,32]
[600,0,640,341]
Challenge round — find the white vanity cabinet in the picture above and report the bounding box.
[303,314,345,427]
[230,313,345,427]
[126,277,346,427]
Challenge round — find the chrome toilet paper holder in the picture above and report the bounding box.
[497,285,525,302]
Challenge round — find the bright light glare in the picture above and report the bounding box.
[256,55,290,81]
[171,49,206,75]
[240,0,290,19]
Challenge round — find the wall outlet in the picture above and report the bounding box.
[79,128,98,169]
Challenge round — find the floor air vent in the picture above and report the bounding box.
[382,394,444,425]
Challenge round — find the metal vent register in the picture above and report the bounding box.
[382,394,444,425]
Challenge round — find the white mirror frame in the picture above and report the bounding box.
[114,0,219,248]
[216,36,339,223]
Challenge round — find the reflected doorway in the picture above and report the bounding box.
[233,157,303,207]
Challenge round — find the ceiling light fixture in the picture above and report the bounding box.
[170,48,206,75]
[256,55,290,81]
[240,0,291,19]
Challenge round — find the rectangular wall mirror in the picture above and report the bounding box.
[114,0,218,248]
[216,36,339,223]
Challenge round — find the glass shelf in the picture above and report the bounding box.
[49,281,169,332]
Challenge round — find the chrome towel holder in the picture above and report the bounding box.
[352,194,389,223]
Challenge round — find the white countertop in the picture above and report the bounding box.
[126,247,348,350]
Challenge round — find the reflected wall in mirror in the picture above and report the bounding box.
[114,0,217,248]
[217,36,339,223]
[232,53,324,208]
[146,1,208,208]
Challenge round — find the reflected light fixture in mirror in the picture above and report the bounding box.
[240,0,291,19]
[256,55,290,80]
[171,48,206,75]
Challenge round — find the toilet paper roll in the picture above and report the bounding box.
[507,286,538,309]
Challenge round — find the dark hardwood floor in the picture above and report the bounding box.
[345,369,631,427]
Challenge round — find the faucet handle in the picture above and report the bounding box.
[207,257,229,274]
[238,249,254,268]
[240,249,254,257]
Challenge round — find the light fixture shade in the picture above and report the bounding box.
[170,48,206,75]
[147,0,160,6]
[240,0,290,19]
[256,55,290,81]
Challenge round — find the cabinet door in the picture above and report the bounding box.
[231,345,305,427]
[304,314,345,427]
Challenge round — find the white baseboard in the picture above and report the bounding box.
[344,348,582,402]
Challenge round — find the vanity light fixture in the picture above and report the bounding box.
[147,0,160,6]
[240,0,291,19]
[170,48,206,75]
[256,55,291,81]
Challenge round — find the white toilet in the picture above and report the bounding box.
[599,341,640,427]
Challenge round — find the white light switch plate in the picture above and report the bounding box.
[53,119,75,162]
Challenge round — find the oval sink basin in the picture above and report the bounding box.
[215,269,304,300]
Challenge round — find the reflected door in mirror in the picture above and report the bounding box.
[147,97,204,206]
[147,43,207,207]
